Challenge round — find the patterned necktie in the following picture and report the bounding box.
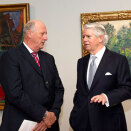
[31,52,41,68]
[88,56,97,89]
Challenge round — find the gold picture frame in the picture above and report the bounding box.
[81,10,131,56]
[0,3,29,110]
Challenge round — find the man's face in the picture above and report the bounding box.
[31,22,48,52]
[83,28,102,54]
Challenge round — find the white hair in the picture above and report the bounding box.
[83,22,108,45]
[23,21,35,36]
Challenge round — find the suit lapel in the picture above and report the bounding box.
[90,48,111,91]
[19,43,42,75]
[38,51,47,80]
[38,51,50,89]
[83,55,90,91]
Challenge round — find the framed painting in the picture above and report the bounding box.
[0,3,29,110]
[81,10,131,71]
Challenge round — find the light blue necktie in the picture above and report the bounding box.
[88,56,97,89]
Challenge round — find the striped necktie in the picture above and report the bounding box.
[31,52,41,68]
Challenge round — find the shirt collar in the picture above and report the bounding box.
[23,42,34,54]
[90,46,106,60]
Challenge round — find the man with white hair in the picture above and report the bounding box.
[70,22,131,131]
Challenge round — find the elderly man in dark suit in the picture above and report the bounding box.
[70,22,131,131]
[0,20,64,131]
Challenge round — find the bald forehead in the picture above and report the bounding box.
[29,20,46,32]
[30,20,45,26]
[34,21,47,35]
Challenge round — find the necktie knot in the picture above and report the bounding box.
[31,52,37,58]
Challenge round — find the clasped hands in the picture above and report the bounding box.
[32,111,56,131]
[90,94,107,105]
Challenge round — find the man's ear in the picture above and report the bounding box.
[26,30,32,38]
[99,35,104,43]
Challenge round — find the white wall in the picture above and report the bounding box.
[0,0,131,131]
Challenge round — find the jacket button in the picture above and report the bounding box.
[45,81,48,85]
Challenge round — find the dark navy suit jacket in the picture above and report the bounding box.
[70,48,131,131]
[0,43,64,131]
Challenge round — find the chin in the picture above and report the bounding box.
[84,47,90,52]
[40,45,44,49]
[40,46,44,49]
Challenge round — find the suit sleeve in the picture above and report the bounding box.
[70,59,82,114]
[106,56,131,107]
[49,56,64,119]
[69,59,82,130]
[0,52,46,122]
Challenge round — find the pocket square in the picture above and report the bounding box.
[105,72,112,75]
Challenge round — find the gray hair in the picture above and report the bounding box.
[23,21,35,36]
[83,22,108,45]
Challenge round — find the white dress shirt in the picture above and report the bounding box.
[87,46,109,107]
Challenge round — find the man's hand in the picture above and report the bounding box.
[43,111,56,128]
[90,94,107,105]
[32,121,47,131]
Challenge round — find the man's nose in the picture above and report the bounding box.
[83,37,87,42]
[44,35,48,41]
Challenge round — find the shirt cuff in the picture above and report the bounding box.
[102,93,109,107]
